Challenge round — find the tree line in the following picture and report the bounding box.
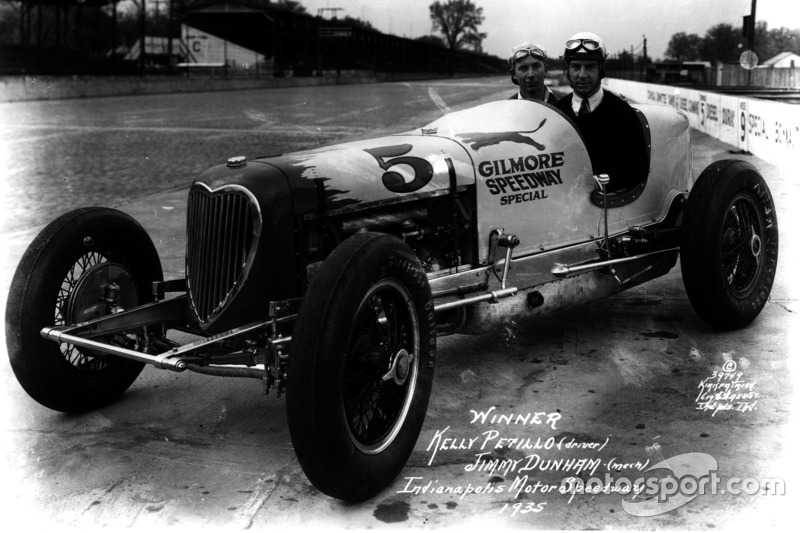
[666,21,800,63]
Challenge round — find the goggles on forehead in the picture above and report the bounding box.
[509,43,547,64]
[565,38,602,52]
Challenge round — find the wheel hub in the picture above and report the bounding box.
[64,261,140,361]
[343,278,422,455]
[68,262,138,324]
[750,232,762,262]
[382,348,414,386]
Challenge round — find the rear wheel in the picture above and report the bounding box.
[680,160,778,329]
[287,232,436,501]
[5,207,163,412]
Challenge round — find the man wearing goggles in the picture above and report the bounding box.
[555,32,648,193]
[507,42,559,104]
[565,37,603,53]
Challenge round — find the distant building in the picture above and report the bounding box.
[124,26,270,74]
[125,36,187,67]
[761,52,800,68]
[646,61,712,86]
[180,25,271,72]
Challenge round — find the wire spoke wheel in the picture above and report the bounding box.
[680,160,778,330]
[6,208,162,412]
[55,251,110,372]
[720,195,764,296]
[344,279,419,454]
[287,232,435,501]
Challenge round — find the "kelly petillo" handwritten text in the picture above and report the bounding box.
[426,426,609,466]
[426,407,608,467]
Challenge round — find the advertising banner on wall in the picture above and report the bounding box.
[605,79,799,168]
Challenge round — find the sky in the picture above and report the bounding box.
[300,0,800,61]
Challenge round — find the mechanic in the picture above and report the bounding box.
[507,42,560,104]
[555,32,648,193]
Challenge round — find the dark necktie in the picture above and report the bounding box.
[578,99,591,116]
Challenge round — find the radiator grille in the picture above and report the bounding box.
[186,184,260,324]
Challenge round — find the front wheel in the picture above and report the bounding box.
[286,232,436,501]
[5,207,163,412]
[680,160,778,330]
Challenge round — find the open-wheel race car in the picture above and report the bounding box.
[6,97,779,501]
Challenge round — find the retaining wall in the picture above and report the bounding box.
[0,71,453,103]
[605,78,799,168]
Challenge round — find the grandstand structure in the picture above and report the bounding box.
[2,0,505,77]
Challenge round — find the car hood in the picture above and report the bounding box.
[254,133,477,217]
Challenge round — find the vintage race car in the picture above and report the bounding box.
[6,98,778,501]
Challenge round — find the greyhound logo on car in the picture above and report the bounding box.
[458,118,547,151]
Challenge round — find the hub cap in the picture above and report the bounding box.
[343,279,419,454]
[722,195,765,297]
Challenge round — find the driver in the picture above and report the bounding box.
[555,32,648,193]
[507,42,560,104]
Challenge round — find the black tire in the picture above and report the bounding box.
[6,207,163,412]
[286,232,436,501]
[680,160,778,330]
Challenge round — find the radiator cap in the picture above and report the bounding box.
[227,155,247,168]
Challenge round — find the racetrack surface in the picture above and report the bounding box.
[0,77,797,530]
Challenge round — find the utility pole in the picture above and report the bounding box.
[112,1,118,62]
[167,0,174,70]
[641,35,647,81]
[140,0,147,71]
[742,0,757,85]
[630,45,634,76]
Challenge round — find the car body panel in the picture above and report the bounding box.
[609,103,692,228]
[425,100,595,260]
[260,135,477,217]
[423,100,691,261]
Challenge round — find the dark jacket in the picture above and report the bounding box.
[556,91,648,192]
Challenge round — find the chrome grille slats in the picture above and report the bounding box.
[186,183,260,325]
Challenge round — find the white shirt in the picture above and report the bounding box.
[571,88,605,115]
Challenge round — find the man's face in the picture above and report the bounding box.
[568,60,601,98]
[513,56,547,100]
